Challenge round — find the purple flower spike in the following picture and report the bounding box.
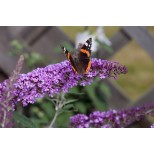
[70,114,89,128]
[70,103,154,128]
[102,124,112,128]
[0,59,127,108]
[89,111,104,127]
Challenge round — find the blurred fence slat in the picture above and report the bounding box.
[123,26,154,59]
[0,52,18,75]
[21,26,51,45]
[104,80,131,109]
[26,27,73,63]
[98,29,132,59]
[0,27,28,75]
[8,26,27,37]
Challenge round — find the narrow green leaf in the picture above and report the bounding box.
[85,85,106,110]
[67,92,85,95]
[62,104,75,112]
[13,112,37,128]
[41,102,54,118]
[99,83,111,98]
[75,101,87,113]
[64,99,78,105]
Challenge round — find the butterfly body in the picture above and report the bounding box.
[62,38,92,74]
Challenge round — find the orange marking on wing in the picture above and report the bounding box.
[85,61,91,74]
[71,66,78,74]
[66,52,78,74]
[80,49,90,57]
[67,52,70,59]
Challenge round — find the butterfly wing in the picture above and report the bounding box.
[78,38,92,74]
[61,46,78,73]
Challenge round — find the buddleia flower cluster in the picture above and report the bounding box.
[70,103,154,128]
[0,58,127,109]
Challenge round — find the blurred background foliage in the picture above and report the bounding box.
[0,26,154,127]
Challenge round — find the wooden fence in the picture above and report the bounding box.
[0,26,154,109]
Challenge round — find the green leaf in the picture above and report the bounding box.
[10,40,23,56]
[56,112,72,128]
[99,83,111,98]
[85,82,107,110]
[30,118,48,127]
[64,99,78,105]
[11,40,23,51]
[62,104,75,112]
[13,111,37,128]
[67,92,85,96]
[41,102,54,118]
[68,86,80,93]
[75,101,87,113]
[26,52,44,68]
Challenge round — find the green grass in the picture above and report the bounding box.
[60,26,154,100]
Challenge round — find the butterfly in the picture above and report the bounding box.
[61,38,92,74]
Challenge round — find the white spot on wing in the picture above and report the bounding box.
[63,47,66,52]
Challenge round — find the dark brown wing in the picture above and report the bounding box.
[61,46,78,73]
[78,38,92,74]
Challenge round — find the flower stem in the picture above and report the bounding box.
[48,92,65,128]
[1,109,7,128]
[48,109,60,128]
